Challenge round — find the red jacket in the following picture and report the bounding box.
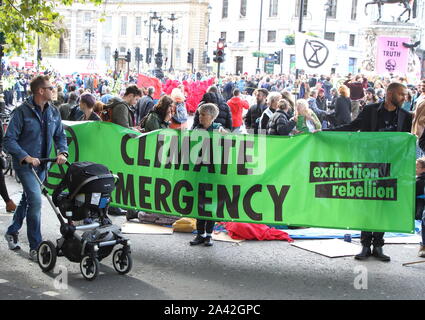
[227,96,249,128]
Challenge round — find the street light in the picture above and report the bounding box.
[323,0,332,39]
[168,13,178,73]
[85,29,95,57]
[145,12,158,67]
[113,48,119,79]
[256,0,264,74]
[205,4,212,70]
[153,16,166,79]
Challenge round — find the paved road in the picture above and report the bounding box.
[1,174,425,302]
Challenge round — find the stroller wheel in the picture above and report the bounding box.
[37,241,57,272]
[80,255,99,281]
[112,248,133,275]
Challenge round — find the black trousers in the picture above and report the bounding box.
[0,170,11,203]
[196,219,215,235]
[360,231,385,247]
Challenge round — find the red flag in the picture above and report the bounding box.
[137,74,162,100]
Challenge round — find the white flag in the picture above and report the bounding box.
[295,33,337,74]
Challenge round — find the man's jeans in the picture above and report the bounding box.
[7,164,46,251]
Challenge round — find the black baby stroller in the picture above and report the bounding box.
[32,159,132,281]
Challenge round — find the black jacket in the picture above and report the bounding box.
[192,93,232,130]
[327,102,412,132]
[267,110,296,136]
[334,96,352,126]
[245,103,267,134]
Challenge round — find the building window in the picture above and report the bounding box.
[269,0,278,17]
[102,16,112,34]
[84,12,92,24]
[267,30,276,42]
[222,0,229,18]
[238,31,245,43]
[326,0,337,18]
[104,47,111,66]
[295,0,308,17]
[351,0,358,20]
[325,32,335,41]
[240,0,247,17]
[136,17,142,36]
[349,34,355,46]
[119,47,126,53]
[221,32,227,41]
[120,16,127,36]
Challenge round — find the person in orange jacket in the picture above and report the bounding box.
[227,88,249,133]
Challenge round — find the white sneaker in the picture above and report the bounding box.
[29,250,38,262]
[4,233,20,251]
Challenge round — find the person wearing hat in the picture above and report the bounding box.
[78,93,101,121]
[364,87,378,107]
[316,88,327,111]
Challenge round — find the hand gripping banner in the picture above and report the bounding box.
[46,122,416,233]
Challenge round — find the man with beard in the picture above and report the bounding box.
[325,82,412,262]
[244,88,269,134]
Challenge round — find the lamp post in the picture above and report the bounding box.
[324,0,332,39]
[168,13,178,73]
[85,29,95,57]
[153,16,166,79]
[256,0,264,74]
[205,4,212,70]
[146,12,158,68]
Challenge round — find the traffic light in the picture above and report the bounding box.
[213,38,225,63]
[135,47,140,61]
[187,48,194,64]
[37,49,42,61]
[146,48,153,64]
[125,49,131,63]
[274,50,282,64]
[113,49,119,62]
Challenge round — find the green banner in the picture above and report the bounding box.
[46,122,416,233]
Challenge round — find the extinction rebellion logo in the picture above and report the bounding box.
[309,162,397,201]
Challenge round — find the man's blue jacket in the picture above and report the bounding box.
[4,97,68,165]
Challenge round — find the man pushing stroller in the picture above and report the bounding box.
[3,75,68,261]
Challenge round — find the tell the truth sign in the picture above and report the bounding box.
[376,36,410,74]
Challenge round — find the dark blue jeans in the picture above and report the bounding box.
[422,212,425,246]
[7,163,46,251]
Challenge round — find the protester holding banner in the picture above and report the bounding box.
[190,103,225,247]
[326,82,412,262]
[267,99,296,136]
[259,92,282,132]
[244,88,269,134]
[294,99,321,133]
[169,88,188,130]
[142,95,174,132]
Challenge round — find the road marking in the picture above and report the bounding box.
[43,291,60,297]
[0,279,9,284]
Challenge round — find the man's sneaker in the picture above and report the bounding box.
[418,245,425,258]
[4,233,20,251]
[29,250,38,262]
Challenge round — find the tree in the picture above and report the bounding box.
[0,0,103,54]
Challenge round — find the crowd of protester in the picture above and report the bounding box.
[2,62,425,254]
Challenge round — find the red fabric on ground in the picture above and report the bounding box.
[224,222,293,242]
